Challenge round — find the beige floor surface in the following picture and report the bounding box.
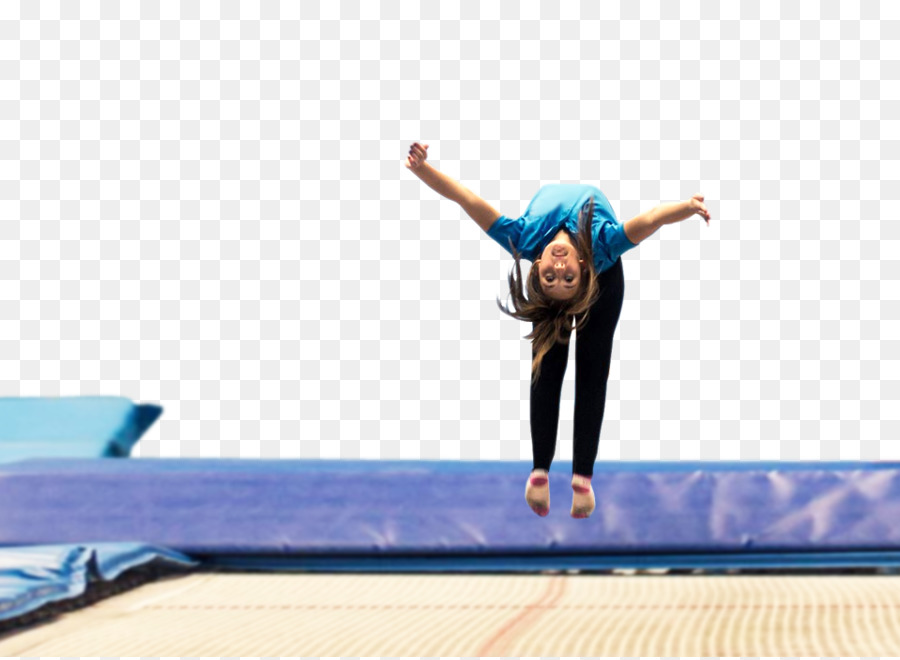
[1,571,899,655]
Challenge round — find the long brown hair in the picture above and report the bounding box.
[496,197,604,386]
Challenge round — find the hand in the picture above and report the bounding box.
[405,142,429,170]
[689,194,711,225]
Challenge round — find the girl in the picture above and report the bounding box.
[404,142,711,518]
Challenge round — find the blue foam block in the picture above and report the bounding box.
[0,397,162,462]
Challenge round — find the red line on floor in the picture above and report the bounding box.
[477,576,567,656]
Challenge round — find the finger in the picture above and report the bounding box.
[413,145,426,158]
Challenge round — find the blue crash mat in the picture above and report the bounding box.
[1,458,900,565]
[0,544,196,622]
[0,397,162,463]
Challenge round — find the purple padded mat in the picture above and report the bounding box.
[2,458,900,556]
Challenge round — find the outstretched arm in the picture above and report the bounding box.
[405,142,502,233]
[623,195,712,244]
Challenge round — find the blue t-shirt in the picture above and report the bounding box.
[486,184,637,273]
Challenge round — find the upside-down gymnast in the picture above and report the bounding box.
[405,142,712,518]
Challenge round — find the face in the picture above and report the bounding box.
[536,236,585,301]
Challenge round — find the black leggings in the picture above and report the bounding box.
[530,257,625,477]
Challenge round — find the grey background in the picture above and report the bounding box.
[0,1,895,463]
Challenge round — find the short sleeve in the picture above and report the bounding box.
[602,220,638,258]
[486,214,524,258]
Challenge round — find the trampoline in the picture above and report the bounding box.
[5,571,900,655]
[1,397,900,654]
